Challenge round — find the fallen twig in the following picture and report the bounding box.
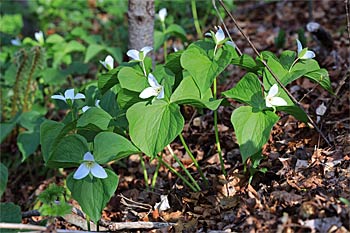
[217,0,332,146]
[99,219,175,231]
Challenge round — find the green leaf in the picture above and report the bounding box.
[117,67,148,92]
[66,169,119,223]
[64,40,85,54]
[165,51,183,88]
[223,73,264,109]
[94,132,140,164]
[127,101,184,158]
[165,24,187,41]
[47,134,89,168]
[231,54,257,71]
[0,203,21,227]
[231,106,279,162]
[154,30,165,50]
[181,42,233,95]
[17,130,40,161]
[170,74,222,110]
[279,50,296,70]
[46,34,65,44]
[41,68,66,85]
[40,120,65,163]
[77,107,112,131]
[117,88,142,110]
[277,105,308,122]
[304,68,333,93]
[0,163,8,198]
[98,67,120,94]
[105,47,123,64]
[0,114,21,143]
[84,44,105,63]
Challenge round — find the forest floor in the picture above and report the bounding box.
[2,0,350,232]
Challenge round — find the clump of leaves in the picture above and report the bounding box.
[37,184,71,217]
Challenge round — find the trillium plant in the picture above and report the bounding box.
[40,8,332,226]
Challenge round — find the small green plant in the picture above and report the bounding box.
[37,184,71,217]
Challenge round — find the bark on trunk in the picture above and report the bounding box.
[128,0,154,50]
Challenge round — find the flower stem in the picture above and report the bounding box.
[191,0,202,39]
[288,58,299,72]
[141,61,147,77]
[167,145,201,191]
[213,78,227,177]
[161,22,167,62]
[178,134,208,186]
[86,215,91,231]
[157,155,198,192]
[139,154,149,189]
[151,157,162,190]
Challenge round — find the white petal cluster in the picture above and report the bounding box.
[51,88,85,103]
[139,73,164,99]
[127,46,153,62]
[158,8,167,22]
[296,39,315,60]
[34,31,44,44]
[73,152,107,180]
[265,84,288,108]
[100,55,114,70]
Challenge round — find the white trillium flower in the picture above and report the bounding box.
[296,39,315,60]
[158,8,167,22]
[205,26,226,45]
[51,88,85,103]
[100,55,114,70]
[127,46,153,62]
[73,152,107,180]
[34,31,44,44]
[265,84,288,108]
[139,73,164,99]
[82,99,101,112]
[11,38,21,46]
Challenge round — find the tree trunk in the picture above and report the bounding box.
[128,0,154,50]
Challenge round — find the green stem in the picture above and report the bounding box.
[161,22,167,61]
[141,60,147,77]
[157,155,198,192]
[191,0,202,39]
[213,78,227,176]
[86,216,91,231]
[289,58,299,72]
[178,134,208,186]
[139,154,149,189]
[151,157,162,190]
[167,145,200,191]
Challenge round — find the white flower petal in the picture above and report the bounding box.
[268,84,279,97]
[74,93,85,99]
[316,102,327,116]
[157,87,165,99]
[204,32,211,37]
[265,99,273,108]
[226,41,236,48]
[139,87,158,99]
[51,94,66,102]
[82,106,90,112]
[270,97,288,106]
[159,8,167,22]
[147,73,160,88]
[11,38,21,46]
[301,50,315,59]
[83,152,95,161]
[34,31,44,43]
[296,39,303,54]
[127,49,140,60]
[90,163,108,179]
[95,99,100,107]
[141,46,153,56]
[73,163,90,180]
[99,60,107,68]
[105,55,114,69]
[64,89,75,100]
[215,26,225,43]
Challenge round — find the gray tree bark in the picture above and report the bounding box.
[128,0,155,50]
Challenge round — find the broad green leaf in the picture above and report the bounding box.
[277,105,308,122]
[0,14,23,35]
[165,24,187,41]
[127,101,184,158]
[117,67,148,92]
[304,68,333,93]
[117,88,142,110]
[105,47,123,64]
[263,57,288,87]
[41,68,66,85]
[0,163,8,198]
[0,203,21,230]
[17,130,40,161]
[47,134,88,168]
[77,107,112,131]
[153,65,175,99]
[64,62,89,76]
[84,44,105,63]
[231,106,279,162]
[40,120,65,163]
[46,34,65,44]
[170,74,222,110]
[64,40,85,54]
[98,67,120,94]
[67,169,118,223]
[165,51,183,88]
[223,73,264,109]
[94,132,140,164]
[181,42,234,95]
[0,113,21,143]
[154,30,165,50]
[231,54,257,71]
[279,50,296,70]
